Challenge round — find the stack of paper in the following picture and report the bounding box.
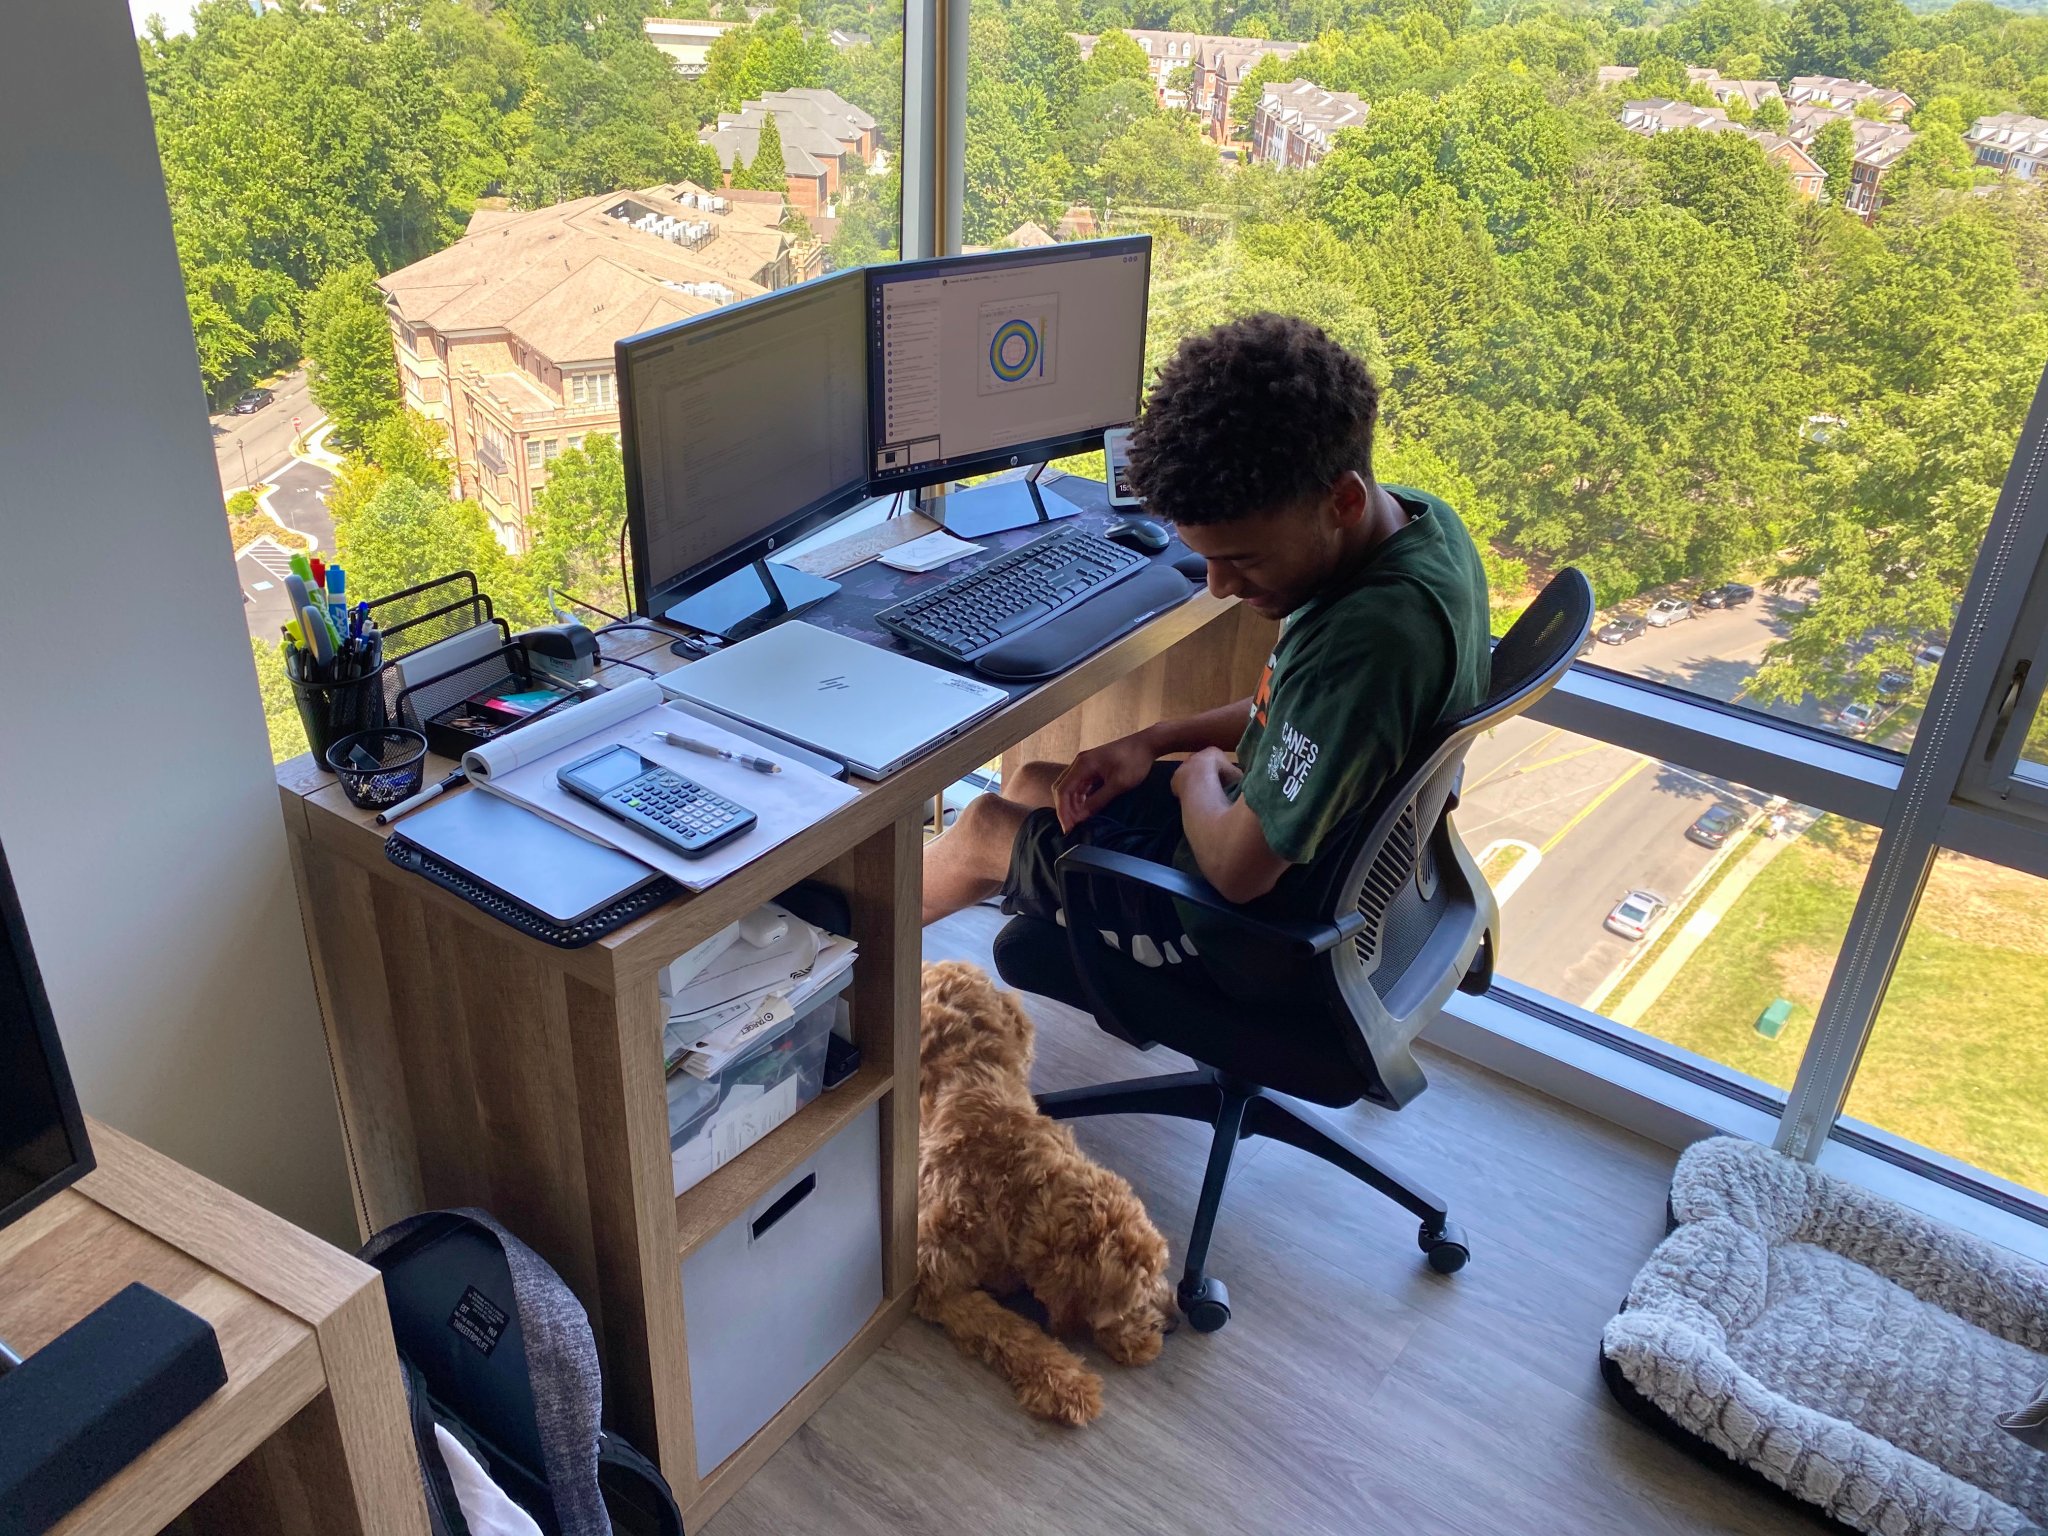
[661,902,857,1080]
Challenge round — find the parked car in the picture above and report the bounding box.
[1877,669,1912,701]
[1832,700,1886,736]
[1596,614,1646,645]
[1604,890,1666,941]
[232,387,274,414]
[1698,583,1755,610]
[1686,803,1746,849]
[1915,642,1947,669]
[1646,597,1695,628]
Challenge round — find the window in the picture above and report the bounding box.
[543,438,561,462]
[526,440,543,473]
[568,434,584,451]
[1840,856,2048,1193]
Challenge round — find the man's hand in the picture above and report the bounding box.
[1170,746,1242,801]
[1054,733,1157,832]
[1172,747,1289,904]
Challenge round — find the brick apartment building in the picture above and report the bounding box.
[702,88,881,216]
[1251,79,1368,169]
[1601,65,1781,113]
[1968,112,2048,179]
[1786,103,1915,218]
[1188,36,1302,143]
[377,184,802,548]
[1786,75,1913,120]
[641,16,739,76]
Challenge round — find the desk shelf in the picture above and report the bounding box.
[676,1062,894,1258]
[276,589,1266,1526]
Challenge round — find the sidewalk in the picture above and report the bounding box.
[1603,819,1809,1027]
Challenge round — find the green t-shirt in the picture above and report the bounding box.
[1174,486,1492,970]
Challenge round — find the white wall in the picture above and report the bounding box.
[0,1,355,1242]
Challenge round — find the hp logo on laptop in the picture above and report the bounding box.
[818,675,850,691]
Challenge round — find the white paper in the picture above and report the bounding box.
[475,699,859,892]
[878,529,986,572]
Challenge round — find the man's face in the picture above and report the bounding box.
[1174,482,1358,620]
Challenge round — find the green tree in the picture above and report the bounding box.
[252,638,311,764]
[1644,127,1800,283]
[1657,0,1785,71]
[518,435,631,618]
[1810,117,1856,204]
[302,263,399,451]
[364,410,452,493]
[1753,91,1791,133]
[334,476,514,612]
[1231,50,1299,138]
[1094,114,1223,208]
[1781,0,1913,79]
[734,114,789,190]
[1083,29,1155,92]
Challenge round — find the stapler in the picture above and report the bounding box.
[518,623,600,686]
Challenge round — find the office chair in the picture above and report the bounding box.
[991,569,1593,1332]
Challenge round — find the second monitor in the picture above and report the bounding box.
[868,236,1152,536]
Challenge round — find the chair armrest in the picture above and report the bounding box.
[1055,845,1363,958]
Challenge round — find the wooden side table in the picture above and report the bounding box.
[0,1119,428,1536]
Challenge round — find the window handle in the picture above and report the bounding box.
[1985,658,2031,762]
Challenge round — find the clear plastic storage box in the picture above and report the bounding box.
[669,967,850,1197]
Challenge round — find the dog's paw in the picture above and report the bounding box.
[1094,1316,1166,1367]
[1016,1364,1104,1425]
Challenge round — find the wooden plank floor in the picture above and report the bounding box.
[703,908,1813,1536]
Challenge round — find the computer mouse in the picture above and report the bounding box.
[1106,516,1170,554]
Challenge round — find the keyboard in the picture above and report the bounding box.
[875,528,1149,664]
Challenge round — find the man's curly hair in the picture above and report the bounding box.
[1126,313,1379,527]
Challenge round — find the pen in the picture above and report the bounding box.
[661,731,781,773]
[375,767,467,826]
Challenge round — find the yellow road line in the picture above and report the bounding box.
[1464,725,1565,795]
[1514,741,1616,777]
[1540,756,1652,855]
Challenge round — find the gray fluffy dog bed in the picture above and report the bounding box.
[1601,1137,2048,1536]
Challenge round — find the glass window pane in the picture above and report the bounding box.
[962,9,2047,750]
[139,0,903,762]
[1842,853,2048,1193]
[1468,719,1870,1095]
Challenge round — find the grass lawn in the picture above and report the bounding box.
[1643,817,2048,1192]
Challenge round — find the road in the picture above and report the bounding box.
[212,369,312,496]
[1455,594,1811,1005]
[266,457,337,551]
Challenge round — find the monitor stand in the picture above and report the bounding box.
[659,558,840,643]
[920,466,1083,539]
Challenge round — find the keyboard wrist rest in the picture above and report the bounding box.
[971,563,1196,681]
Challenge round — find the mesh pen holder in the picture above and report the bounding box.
[291,661,390,765]
[325,728,428,811]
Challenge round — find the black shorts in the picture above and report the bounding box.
[998,762,1203,970]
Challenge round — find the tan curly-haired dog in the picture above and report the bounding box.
[916,961,1175,1425]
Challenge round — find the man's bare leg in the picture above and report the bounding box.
[921,761,1062,927]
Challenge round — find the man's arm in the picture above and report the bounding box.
[1172,747,1290,905]
[1054,698,1251,831]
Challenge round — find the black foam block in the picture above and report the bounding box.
[0,1282,226,1535]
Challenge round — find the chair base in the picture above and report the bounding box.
[1036,1067,1468,1330]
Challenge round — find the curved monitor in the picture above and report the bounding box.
[866,236,1152,492]
[0,839,93,1233]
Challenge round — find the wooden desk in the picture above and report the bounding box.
[0,1119,426,1536]
[276,576,1272,1525]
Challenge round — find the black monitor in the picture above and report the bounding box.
[866,236,1152,534]
[619,269,871,639]
[0,838,93,1237]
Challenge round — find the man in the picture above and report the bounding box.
[921,313,1492,983]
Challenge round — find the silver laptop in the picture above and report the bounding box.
[394,790,662,924]
[658,622,1009,780]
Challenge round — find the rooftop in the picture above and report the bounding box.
[1260,78,1370,136]
[1968,112,2048,158]
[378,187,779,365]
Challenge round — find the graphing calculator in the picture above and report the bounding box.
[556,745,757,858]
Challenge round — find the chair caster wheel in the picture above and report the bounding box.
[1178,1276,1231,1333]
[1420,1221,1470,1275]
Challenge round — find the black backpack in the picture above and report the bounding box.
[362,1209,684,1536]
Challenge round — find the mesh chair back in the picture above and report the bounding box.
[1306,568,1593,1105]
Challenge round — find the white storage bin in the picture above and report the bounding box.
[669,968,850,1197]
[680,1102,882,1473]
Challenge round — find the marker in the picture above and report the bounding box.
[325,565,346,631]
[661,731,780,773]
[283,617,305,649]
[375,768,467,826]
[289,552,314,587]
